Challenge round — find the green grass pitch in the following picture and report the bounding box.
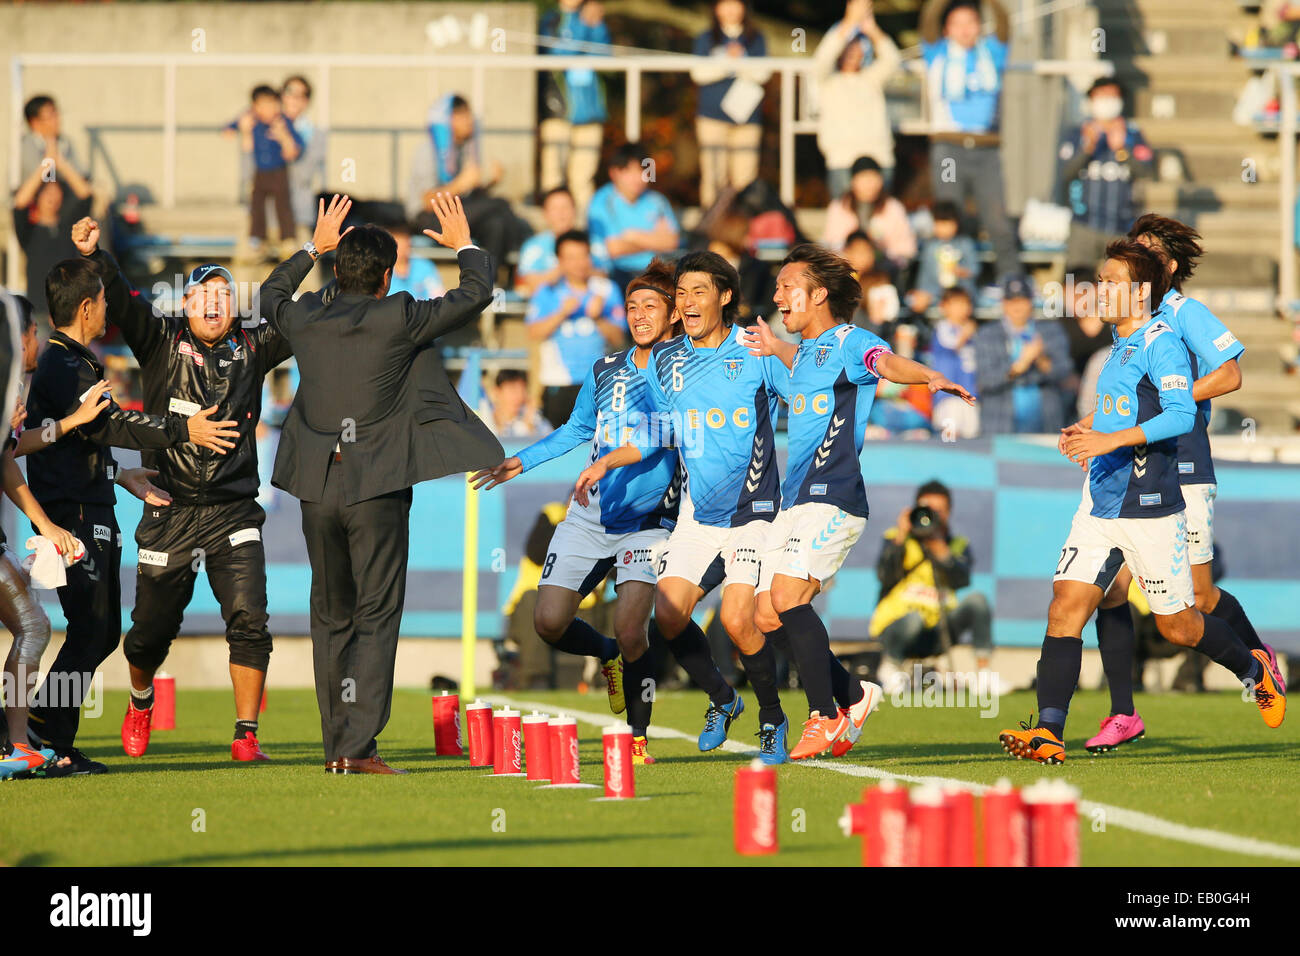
[1,687,1294,866]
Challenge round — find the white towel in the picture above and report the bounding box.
[22,535,86,590]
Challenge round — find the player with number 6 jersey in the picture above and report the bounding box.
[471,259,682,763]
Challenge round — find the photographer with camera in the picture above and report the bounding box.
[868,480,992,693]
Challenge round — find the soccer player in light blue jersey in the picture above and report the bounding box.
[471,260,680,764]
[574,251,791,763]
[1000,240,1284,765]
[1075,215,1280,754]
[740,244,975,761]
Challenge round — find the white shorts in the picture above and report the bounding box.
[1182,483,1216,566]
[757,502,867,594]
[658,515,768,591]
[1054,508,1194,616]
[541,518,667,595]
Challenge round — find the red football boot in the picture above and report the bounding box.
[121,701,152,758]
[232,731,270,761]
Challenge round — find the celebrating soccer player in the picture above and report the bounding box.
[1070,215,1283,753]
[741,244,975,760]
[470,260,682,764]
[1000,240,1284,765]
[574,251,790,763]
[71,216,292,762]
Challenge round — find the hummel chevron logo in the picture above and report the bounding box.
[1133,444,1148,479]
[814,415,845,469]
[746,435,766,493]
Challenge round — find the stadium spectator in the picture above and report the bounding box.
[814,0,901,198]
[845,232,900,335]
[920,0,1019,281]
[20,94,86,183]
[281,75,327,242]
[12,151,93,320]
[538,0,611,215]
[587,142,681,292]
[1058,77,1154,267]
[691,1,770,209]
[386,222,446,300]
[478,369,553,439]
[822,156,916,269]
[1060,265,1111,417]
[235,85,302,258]
[705,210,773,324]
[906,199,978,315]
[525,229,626,424]
[924,286,980,437]
[974,274,1071,434]
[869,480,992,693]
[407,93,533,279]
[515,186,610,297]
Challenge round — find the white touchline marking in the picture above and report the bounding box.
[492,696,1300,863]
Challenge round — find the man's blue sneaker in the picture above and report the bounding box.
[756,718,789,765]
[698,693,744,751]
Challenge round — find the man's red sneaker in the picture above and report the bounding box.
[121,702,152,757]
[232,732,270,762]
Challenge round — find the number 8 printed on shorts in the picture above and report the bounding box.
[542,553,557,579]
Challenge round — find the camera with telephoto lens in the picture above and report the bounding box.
[908,504,946,541]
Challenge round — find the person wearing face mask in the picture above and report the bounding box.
[1058,77,1154,268]
[70,216,293,764]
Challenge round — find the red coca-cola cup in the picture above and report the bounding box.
[432,691,463,756]
[522,712,552,781]
[863,780,908,867]
[152,673,176,730]
[493,708,522,775]
[466,699,493,767]
[1023,780,1080,867]
[602,724,635,798]
[982,778,1029,867]
[944,788,977,867]
[549,714,580,784]
[905,786,950,867]
[734,759,778,855]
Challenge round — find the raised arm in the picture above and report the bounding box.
[405,193,493,345]
[876,350,977,404]
[73,219,171,362]
[262,194,352,337]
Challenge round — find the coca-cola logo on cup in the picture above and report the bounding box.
[881,808,907,867]
[510,730,522,771]
[568,738,580,773]
[606,744,624,793]
[751,788,775,847]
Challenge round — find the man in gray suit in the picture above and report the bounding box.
[260,193,502,773]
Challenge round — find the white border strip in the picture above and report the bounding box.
[494,696,1300,864]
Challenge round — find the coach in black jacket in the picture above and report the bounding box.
[260,194,501,773]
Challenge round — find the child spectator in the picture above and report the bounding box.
[386,223,447,300]
[920,0,1019,281]
[235,85,302,258]
[516,186,610,297]
[924,287,980,437]
[822,156,916,269]
[814,0,901,198]
[538,0,611,215]
[281,75,327,243]
[907,199,979,314]
[479,369,554,439]
[525,229,627,424]
[691,0,770,209]
[587,142,681,292]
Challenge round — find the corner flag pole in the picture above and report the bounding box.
[461,477,479,701]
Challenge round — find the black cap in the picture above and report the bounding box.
[1002,274,1033,300]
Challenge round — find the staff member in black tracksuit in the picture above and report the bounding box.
[23,257,239,776]
[72,217,293,763]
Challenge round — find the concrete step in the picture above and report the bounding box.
[1130,85,1239,121]
[1138,117,1274,147]
[1136,181,1280,211]
[1112,56,1255,84]
[1096,0,1255,21]
[1165,144,1282,183]
[1099,25,1238,58]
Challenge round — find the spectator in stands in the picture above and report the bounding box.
[924,287,980,438]
[814,0,901,198]
[407,93,533,279]
[12,155,92,320]
[822,156,916,269]
[691,0,770,209]
[920,0,1019,281]
[906,200,979,315]
[516,186,610,297]
[1058,77,1154,267]
[386,222,447,300]
[281,75,327,243]
[1061,266,1111,418]
[539,0,611,216]
[235,85,302,259]
[478,369,553,439]
[974,274,1070,434]
[587,142,680,292]
[705,210,772,324]
[845,231,900,335]
[525,229,627,423]
[20,95,86,182]
[870,479,992,693]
